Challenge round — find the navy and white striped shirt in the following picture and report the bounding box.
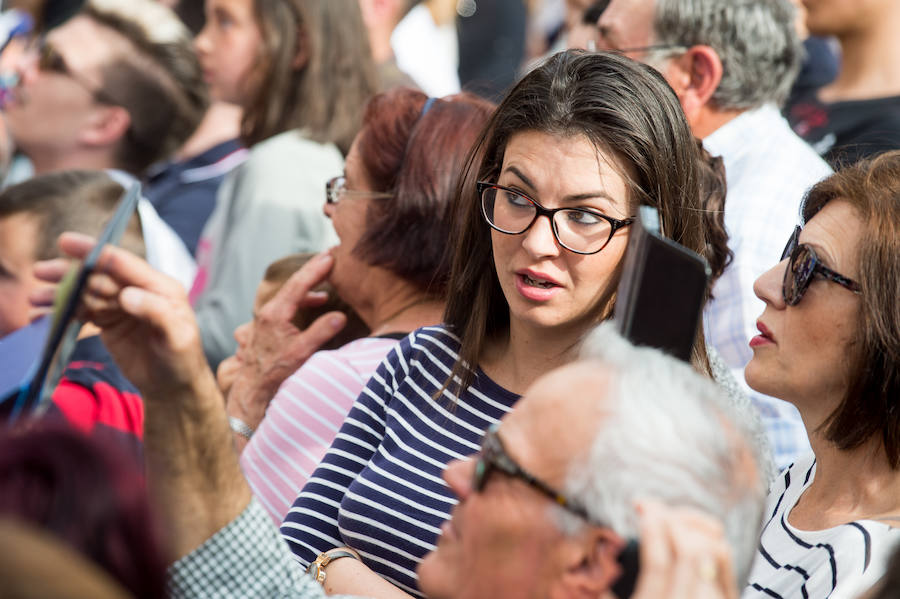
[280,327,519,596]
[743,452,900,599]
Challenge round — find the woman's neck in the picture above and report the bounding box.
[351,269,444,337]
[790,432,900,529]
[480,320,583,395]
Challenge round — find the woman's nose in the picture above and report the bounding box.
[753,259,787,309]
[520,215,561,258]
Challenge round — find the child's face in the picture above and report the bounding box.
[0,214,43,338]
[194,0,263,107]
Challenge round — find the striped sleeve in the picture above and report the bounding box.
[280,327,520,597]
[280,338,404,566]
[241,338,399,522]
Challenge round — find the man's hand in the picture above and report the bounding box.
[226,252,347,431]
[33,232,248,560]
[33,232,215,405]
[629,501,739,599]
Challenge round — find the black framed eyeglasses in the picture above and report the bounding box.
[474,423,595,523]
[32,37,119,105]
[780,225,861,306]
[477,181,634,255]
[325,175,393,205]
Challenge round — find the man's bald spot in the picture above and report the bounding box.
[500,361,616,488]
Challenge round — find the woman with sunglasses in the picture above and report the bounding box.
[280,50,733,598]
[743,152,900,599]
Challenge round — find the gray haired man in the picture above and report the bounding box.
[418,323,767,598]
[596,0,833,470]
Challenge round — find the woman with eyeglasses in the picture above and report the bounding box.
[742,152,900,599]
[230,88,494,522]
[280,50,734,598]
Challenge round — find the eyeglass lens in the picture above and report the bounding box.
[780,226,800,261]
[782,244,816,306]
[481,186,615,254]
[325,176,344,204]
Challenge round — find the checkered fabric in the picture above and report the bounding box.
[168,498,356,599]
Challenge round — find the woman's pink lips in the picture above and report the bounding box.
[750,320,775,347]
[514,271,560,301]
[749,335,773,348]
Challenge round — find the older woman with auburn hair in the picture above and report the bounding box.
[228,88,496,522]
[743,151,900,599]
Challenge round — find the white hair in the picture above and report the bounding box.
[557,323,767,586]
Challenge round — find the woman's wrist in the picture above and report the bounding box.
[306,547,362,585]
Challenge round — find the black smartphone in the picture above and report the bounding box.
[614,206,711,362]
[612,538,640,599]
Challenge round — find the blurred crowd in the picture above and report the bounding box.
[1,0,900,598]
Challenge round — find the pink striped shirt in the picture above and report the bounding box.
[240,336,401,522]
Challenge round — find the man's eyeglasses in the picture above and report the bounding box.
[473,423,595,524]
[325,175,393,205]
[477,182,633,255]
[780,225,861,306]
[32,37,118,105]
[609,43,688,56]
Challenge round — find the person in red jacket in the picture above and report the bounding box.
[0,170,146,455]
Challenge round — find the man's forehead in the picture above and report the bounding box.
[499,362,612,481]
[598,0,657,46]
[48,15,133,72]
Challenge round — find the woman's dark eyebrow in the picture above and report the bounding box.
[501,165,616,204]
[503,166,537,192]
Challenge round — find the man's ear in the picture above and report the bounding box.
[78,105,131,148]
[555,527,626,599]
[664,45,723,124]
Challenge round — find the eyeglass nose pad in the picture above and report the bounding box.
[522,212,560,250]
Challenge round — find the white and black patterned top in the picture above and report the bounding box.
[743,452,900,599]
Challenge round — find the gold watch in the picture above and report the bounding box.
[306,550,359,585]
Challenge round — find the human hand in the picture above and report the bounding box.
[626,500,738,599]
[216,354,241,398]
[32,232,218,404]
[226,251,347,428]
[34,233,250,559]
